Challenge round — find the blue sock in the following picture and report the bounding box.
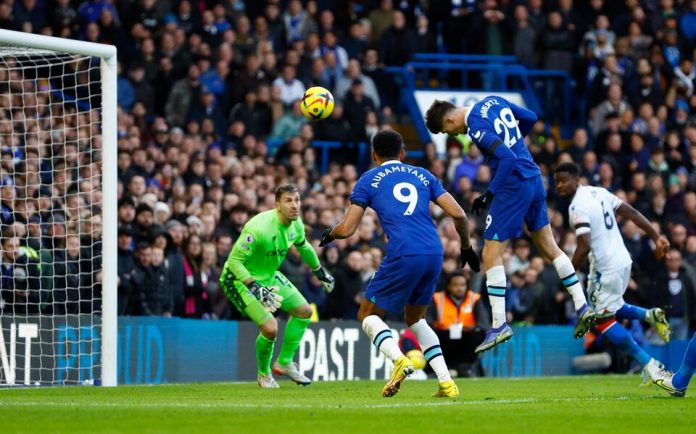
[602,320,652,365]
[615,304,648,322]
[673,334,696,390]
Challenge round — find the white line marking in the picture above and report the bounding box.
[0,396,656,410]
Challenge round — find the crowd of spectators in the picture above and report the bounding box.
[1,0,696,353]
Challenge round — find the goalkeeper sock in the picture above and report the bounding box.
[277,316,311,366]
[486,265,507,328]
[362,315,403,361]
[409,319,451,382]
[256,333,276,375]
[615,304,648,322]
[598,319,651,365]
[673,335,696,390]
[553,255,587,311]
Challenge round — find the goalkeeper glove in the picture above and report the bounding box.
[471,190,494,215]
[248,281,283,313]
[313,266,335,293]
[460,246,481,272]
[319,227,335,247]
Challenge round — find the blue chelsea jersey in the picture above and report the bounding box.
[350,161,446,258]
[466,96,541,195]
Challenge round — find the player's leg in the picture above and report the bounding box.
[589,266,662,381]
[360,256,424,397]
[530,225,595,337]
[271,272,312,385]
[403,255,458,397]
[474,238,514,354]
[655,333,696,396]
[616,303,671,343]
[476,182,531,353]
[220,267,279,387]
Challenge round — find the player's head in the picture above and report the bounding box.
[371,129,405,162]
[274,184,301,222]
[425,100,466,135]
[554,162,581,198]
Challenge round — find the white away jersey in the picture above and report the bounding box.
[569,186,632,274]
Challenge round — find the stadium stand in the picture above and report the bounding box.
[1,0,695,358]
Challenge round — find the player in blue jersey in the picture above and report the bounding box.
[319,130,480,398]
[425,97,596,353]
[653,332,696,397]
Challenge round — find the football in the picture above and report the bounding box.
[406,349,427,370]
[300,86,334,120]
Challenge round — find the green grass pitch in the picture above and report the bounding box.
[1,376,693,433]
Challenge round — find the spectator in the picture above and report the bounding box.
[272,64,305,107]
[654,250,696,339]
[323,250,364,319]
[429,272,489,377]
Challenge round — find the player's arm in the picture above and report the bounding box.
[615,202,670,259]
[569,204,592,270]
[224,227,259,286]
[294,224,335,292]
[434,191,480,271]
[470,128,516,210]
[572,232,591,270]
[507,101,538,137]
[435,192,471,248]
[222,227,284,311]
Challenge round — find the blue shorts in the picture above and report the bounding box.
[484,175,549,241]
[365,254,443,315]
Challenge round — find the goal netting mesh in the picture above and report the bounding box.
[0,44,103,386]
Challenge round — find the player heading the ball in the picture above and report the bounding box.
[425,97,596,353]
[320,129,480,398]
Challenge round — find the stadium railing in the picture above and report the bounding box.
[386,53,577,144]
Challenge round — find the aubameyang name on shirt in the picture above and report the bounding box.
[371,166,430,188]
[479,98,500,119]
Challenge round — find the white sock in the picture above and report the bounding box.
[486,265,507,328]
[362,315,403,361]
[409,319,451,382]
[553,255,587,311]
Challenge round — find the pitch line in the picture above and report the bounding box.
[0,395,657,410]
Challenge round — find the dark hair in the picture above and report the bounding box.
[425,100,456,134]
[275,184,299,201]
[372,129,404,159]
[444,271,467,288]
[555,162,581,177]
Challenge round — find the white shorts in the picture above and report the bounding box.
[587,265,631,317]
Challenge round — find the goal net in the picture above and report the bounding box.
[0,30,117,386]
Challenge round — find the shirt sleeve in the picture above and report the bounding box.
[507,101,538,137]
[349,176,371,209]
[569,203,591,236]
[469,118,518,196]
[605,189,623,210]
[293,219,320,270]
[224,224,259,283]
[428,170,447,201]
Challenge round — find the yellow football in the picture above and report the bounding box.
[406,349,427,370]
[300,86,334,121]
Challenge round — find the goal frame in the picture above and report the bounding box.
[0,29,117,387]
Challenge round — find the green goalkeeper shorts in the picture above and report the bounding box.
[221,268,308,326]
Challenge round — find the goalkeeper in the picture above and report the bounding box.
[220,184,335,388]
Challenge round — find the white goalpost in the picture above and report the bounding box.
[0,29,117,387]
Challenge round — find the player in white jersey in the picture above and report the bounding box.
[554,163,670,381]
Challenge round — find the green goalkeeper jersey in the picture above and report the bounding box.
[224,209,320,284]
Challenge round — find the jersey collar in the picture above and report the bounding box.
[381,160,401,166]
[464,105,473,128]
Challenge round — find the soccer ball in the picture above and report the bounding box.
[300,86,334,121]
[406,349,427,370]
